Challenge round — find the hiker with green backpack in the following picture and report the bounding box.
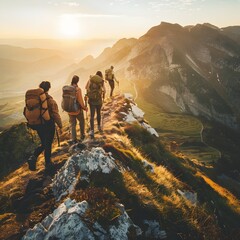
[85,71,106,138]
[105,65,119,97]
[62,75,88,143]
[24,81,62,171]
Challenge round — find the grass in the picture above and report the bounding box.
[103,123,224,238]
[136,94,220,165]
[71,188,121,227]
[1,95,239,240]
[123,123,240,236]
[196,171,240,214]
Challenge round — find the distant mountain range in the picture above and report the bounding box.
[0,22,240,130]
[73,22,240,129]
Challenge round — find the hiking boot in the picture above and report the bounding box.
[27,155,37,171]
[98,125,103,134]
[80,134,85,141]
[45,161,55,174]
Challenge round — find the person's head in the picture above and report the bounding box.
[39,81,51,92]
[96,71,103,78]
[71,75,79,85]
[110,66,114,69]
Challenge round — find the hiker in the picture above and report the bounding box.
[85,71,106,138]
[105,66,119,97]
[24,81,62,171]
[67,75,88,143]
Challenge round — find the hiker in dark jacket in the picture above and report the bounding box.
[27,81,62,171]
[85,71,106,138]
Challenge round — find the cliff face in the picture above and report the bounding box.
[75,22,240,129]
[129,23,240,129]
[3,94,239,240]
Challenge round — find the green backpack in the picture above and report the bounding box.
[87,75,103,105]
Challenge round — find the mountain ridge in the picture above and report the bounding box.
[0,94,239,240]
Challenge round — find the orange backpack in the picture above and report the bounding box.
[23,88,50,127]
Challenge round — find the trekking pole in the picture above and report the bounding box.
[84,94,89,131]
[101,93,105,130]
[55,126,60,147]
[117,80,120,95]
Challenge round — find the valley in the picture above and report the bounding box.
[136,96,221,165]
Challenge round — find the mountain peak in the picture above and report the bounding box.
[141,22,184,39]
[202,22,220,30]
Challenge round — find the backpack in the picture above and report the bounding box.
[87,75,103,104]
[61,85,79,112]
[105,69,114,81]
[23,88,51,127]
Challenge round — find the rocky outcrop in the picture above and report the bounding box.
[52,147,119,201]
[122,93,159,137]
[22,198,142,240]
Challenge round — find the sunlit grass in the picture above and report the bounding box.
[196,171,240,214]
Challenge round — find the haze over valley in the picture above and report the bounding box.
[0,38,116,128]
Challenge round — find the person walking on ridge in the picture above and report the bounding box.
[105,66,119,97]
[26,81,62,171]
[85,71,106,139]
[68,75,88,143]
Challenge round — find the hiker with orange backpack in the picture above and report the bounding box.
[24,81,62,171]
[62,75,88,143]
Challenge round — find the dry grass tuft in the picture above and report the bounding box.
[196,171,240,214]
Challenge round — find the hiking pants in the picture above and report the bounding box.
[69,110,85,140]
[89,104,102,131]
[108,80,115,97]
[33,120,55,164]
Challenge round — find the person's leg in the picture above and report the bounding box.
[109,80,115,97]
[44,121,55,166]
[77,110,85,140]
[69,114,77,141]
[33,127,45,157]
[28,126,44,171]
[89,104,96,137]
[96,105,102,130]
[90,104,95,131]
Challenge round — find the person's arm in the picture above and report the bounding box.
[77,87,87,111]
[49,98,62,129]
[85,80,90,91]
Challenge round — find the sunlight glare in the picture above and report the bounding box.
[59,15,80,38]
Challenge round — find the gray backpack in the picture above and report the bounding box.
[61,85,79,112]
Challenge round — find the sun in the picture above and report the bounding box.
[59,15,81,38]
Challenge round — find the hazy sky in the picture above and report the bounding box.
[0,0,239,39]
